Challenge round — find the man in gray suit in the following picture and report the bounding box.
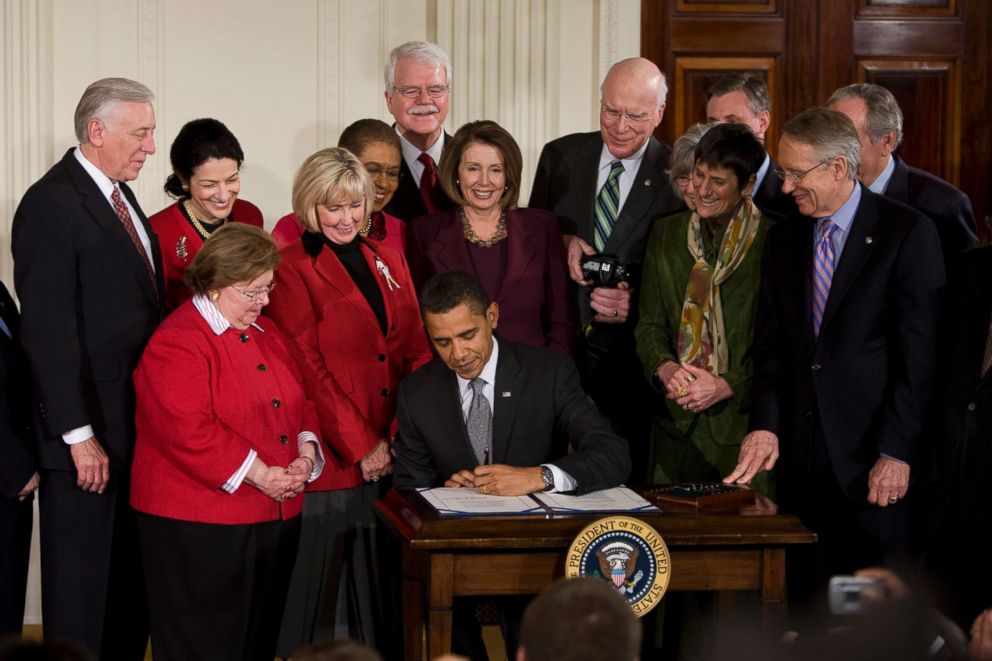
[530,58,683,471]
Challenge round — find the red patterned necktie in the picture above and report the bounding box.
[111,183,157,292]
[417,152,439,214]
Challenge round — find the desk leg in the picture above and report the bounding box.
[403,546,426,661]
[761,547,787,630]
[427,553,455,659]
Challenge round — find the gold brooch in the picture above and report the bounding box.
[176,235,188,260]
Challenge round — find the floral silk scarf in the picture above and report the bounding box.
[676,196,762,374]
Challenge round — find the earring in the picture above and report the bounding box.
[210,290,220,301]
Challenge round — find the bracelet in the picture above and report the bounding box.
[299,455,315,469]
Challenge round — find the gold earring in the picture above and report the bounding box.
[210,290,220,301]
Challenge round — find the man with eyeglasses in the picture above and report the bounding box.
[725,107,944,622]
[382,40,456,223]
[705,73,797,221]
[827,83,978,267]
[529,57,683,476]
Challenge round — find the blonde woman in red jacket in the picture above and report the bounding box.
[131,224,324,661]
[266,147,432,657]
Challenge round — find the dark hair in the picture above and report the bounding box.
[338,118,401,158]
[164,118,245,198]
[290,639,382,661]
[419,271,490,317]
[439,120,523,210]
[184,223,279,294]
[693,123,766,191]
[705,73,771,114]
[519,578,641,661]
[0,636,95,661]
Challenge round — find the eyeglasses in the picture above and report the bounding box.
[600,105,653,125]
[364,165,403,181]
[233,283,276,302]
[392,85,449,99]
[773,159,830,184]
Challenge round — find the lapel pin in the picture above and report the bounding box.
[374,255,401,291]
[865,236,873,245]
[501,391,512,398]
[644,179,652,187]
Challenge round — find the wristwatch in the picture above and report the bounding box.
[540,465,555,492]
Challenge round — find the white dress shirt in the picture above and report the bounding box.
[595,139,650,219]
[455,339,577,493]
[397,128,446,185]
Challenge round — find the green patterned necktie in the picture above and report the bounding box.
[594,160,624,251]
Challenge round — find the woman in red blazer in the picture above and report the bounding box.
[131,224,324,661]
[406,120,575,355]
[265,147,432,657]
[271,119,407,253]
[150,118,265,311]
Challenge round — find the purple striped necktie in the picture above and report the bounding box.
[812,218,836,338]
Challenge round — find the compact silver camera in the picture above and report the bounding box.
[828,575,886,615]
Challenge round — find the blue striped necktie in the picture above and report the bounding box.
[594,160,625,251]
[812,218,836,338]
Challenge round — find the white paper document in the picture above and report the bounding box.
[417,486,659,516]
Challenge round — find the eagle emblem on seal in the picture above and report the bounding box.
[597,541,640,590]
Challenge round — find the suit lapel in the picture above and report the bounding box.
[436,365,479,466]
[494,211,535,304]
[312,243,385,338]
[882,155,910,202]
[604,138,663,253]
[427,209,475,274]
[820,186,878,335]
[574,137,602,241]
[65,152,160,307]
[795,218,816,348]
[972,258,992,391]
[491,340,522,465]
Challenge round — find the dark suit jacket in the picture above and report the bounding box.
[406,207,575,355]
[528,132,684,330]
[753,155,798,222]
[393,338,631,494]
[750,184,944,504]
[12,148,163,471]
[884,154,978,267]
[382,132,455,222]
[928,245,992,625]
[0,283,33,500]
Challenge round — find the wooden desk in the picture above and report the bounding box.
[375,488,815,660]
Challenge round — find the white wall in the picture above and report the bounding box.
[2,0,640,626]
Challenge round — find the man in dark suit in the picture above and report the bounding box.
[828,83,978,266]
[725,108,944,614]
[928,246,992,628]
[529,58,683,474]
[394,271,630,495]
[382,40,455,222]
[12,77,162,659]
[394,271,629,660]
[705,73,798,221]
[0,281,37,637]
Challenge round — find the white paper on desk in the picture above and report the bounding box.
[533,486,660,513]
[418,487,544,515]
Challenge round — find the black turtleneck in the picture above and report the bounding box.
[321,235,388,335]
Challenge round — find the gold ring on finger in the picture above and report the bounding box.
[677,386,687,397]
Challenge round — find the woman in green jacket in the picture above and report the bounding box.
[636,122,773,493]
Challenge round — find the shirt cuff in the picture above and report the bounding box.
[542,463,577,493]
[880,453,908,465]
[222,449,258,494]
[298,432,324,482]
[63,425,94,445]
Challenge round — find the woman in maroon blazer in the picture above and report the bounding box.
[131,224,324,661]
[150,118,265,312]
[406,120,574,355]
[265,147,432,657]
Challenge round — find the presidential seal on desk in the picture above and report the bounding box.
[565,516,671,616]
